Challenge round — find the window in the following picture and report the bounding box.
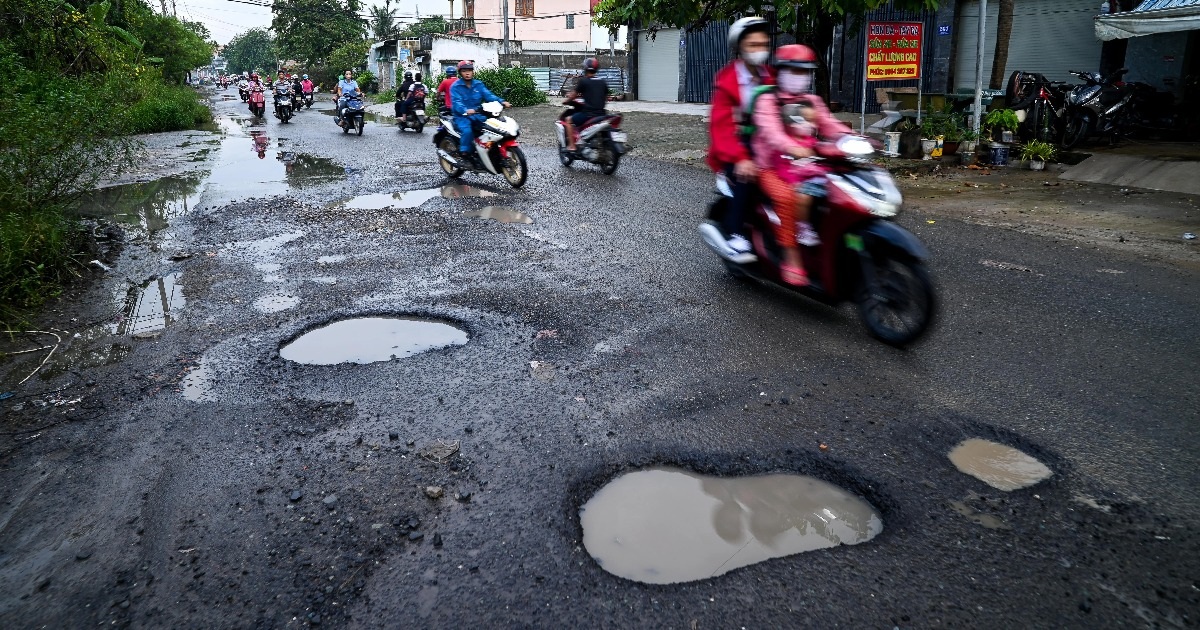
[515,0,534,18]
[464,0,474,18]
[566,14,574,29]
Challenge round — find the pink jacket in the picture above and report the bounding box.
[751,92,852,182]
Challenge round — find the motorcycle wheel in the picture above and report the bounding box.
[356,119,364,136]
[415,123,424,133]
[856,255,935,346]
[600,144,621,175]
[557,136,574,167]
[438,137,465,177]
[1061,114,1089,150]
[501,146,528,188]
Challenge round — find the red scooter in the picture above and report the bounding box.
[248,85,266,118]
[699,136,935,345]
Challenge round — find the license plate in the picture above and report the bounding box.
[610,131,627,143]
[415,110,425,115]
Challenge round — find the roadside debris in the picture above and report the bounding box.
[418,439,460,463]
[1184,232,1196,240]
[424,486,444,500]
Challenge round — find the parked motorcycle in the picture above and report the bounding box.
[273,84,294,123]
[335,92,366,135]
[248,85,266,118]
[1061,68,1135,149]
[432,100,527,188]
[1005,71,1068,143]
[699,136,935,345]
[556,98,626,175]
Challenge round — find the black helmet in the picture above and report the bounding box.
[582,58,599,73]
[403,71,413,79]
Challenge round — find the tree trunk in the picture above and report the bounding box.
[946,0,965,91]
[988,0,1014,90]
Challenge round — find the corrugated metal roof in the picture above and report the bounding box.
[1133,0,1200,11]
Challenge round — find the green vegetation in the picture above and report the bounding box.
[272,0,366,65]
[0,0,214,315]
[224,28,278,75]
[399,16,448,39]
[1019,140,1057,162]
[472,68,547,108]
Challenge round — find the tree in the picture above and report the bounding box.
[988,0,1013,90]
[225,28,278,74]
[399,16,447,39]
[271,0,366,65]
[594,0,941,97]
[326,39,370,74]
[369,0,398,40]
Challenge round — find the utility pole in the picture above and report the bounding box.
[972,0,986,134]
[502,0,510,54]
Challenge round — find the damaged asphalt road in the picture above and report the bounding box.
[0,91,1197,628]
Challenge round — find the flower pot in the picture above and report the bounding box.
[883,132,902,156]
[1001,130,1014,144]
[1029,159,1046,171]
[921,139,937,161]
[962,140,977,153]
[989,142,1011,166]
[943,140,960,156]
[959,151,976,166]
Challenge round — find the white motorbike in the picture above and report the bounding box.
[432,100,527,188]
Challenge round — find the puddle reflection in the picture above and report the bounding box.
[280,317,468,365]
[464,206,532,224]
[76,176,203,237]
[115,272,186,336]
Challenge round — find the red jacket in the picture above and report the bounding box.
[706,61,775,172]
[437,78,456,108]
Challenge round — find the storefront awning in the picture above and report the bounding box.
[1095,0,1200,40]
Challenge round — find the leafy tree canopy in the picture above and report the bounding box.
[398,16,448,39]
[225,28,278,74]
[595,0,940,36]
[326,39,370,74]
[272,0,366,65]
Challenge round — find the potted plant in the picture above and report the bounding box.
[1019,140,1057,170]
[983,108,1020,143]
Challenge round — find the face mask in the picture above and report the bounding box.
[743,51,769,66]
[779,72,813,94]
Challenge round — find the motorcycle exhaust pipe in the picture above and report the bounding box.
[436,149,460,165]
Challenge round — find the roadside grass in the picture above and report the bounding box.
[126,80,213,134]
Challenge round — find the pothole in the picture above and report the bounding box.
[180,360,214,402]
[115,273,186,337]
[948,438,1052,491]
[254,293,300,313]
[341,189,441,210]
[76,176,204,238]
[464,206,532,224]
[441,184,498,199]
[280,317,468,365]
[579,467,883,584]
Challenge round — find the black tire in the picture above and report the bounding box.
[415,123,424,133]
[438,136,464,177]
[856,255,935,346]
[722,259,750,279]
[600,143,620,175]
[1061,113,1089,149]
[356,119,364,135]
[501,146,528,188]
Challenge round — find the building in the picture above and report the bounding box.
[451,0,624,49]
[1095,0,1200,100]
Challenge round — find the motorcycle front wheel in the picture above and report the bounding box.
[856,255,935,346]
[438,137,464,177]
[356,119,364,135]
[501,146,528,188]
[1061,114,1090,149]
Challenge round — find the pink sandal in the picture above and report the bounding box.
[781,264,809,287]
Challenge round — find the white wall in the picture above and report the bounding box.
[430,35,512,69]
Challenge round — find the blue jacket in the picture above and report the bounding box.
[450,78,500,116]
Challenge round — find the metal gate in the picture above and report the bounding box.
[683,20,731,103]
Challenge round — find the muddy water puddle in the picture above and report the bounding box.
[338,184,499,210]
[76,176,203,238]
[114,273,186,336]
[948,439,1052,491]
[580,467,883,584]
[464,206,532,224]
[180,360,214,402]
[280,317,468,365]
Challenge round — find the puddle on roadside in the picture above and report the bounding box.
[75,176,204,238]
[254,293,300,313]
[180,360,214,402]
[948,439,1052,491]
[280,317,468,365]
[114,273,186,336]
[949,499,1011,530]
[464,206,532,224]
[341,189,441,210]
[441,184,498,199]
[580,467,883,585]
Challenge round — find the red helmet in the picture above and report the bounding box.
[457,60,474,71]
[582,57,599,72]
[775,44,819,70]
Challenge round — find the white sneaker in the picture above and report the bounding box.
[727,234,753,254]
[796,222,821,247]
[698,223,757,264]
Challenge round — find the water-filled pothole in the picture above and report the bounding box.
[280,317,468,365]
[76,176,203,238]
[948,439,1052,491]
[464,206,532,224]
[115,273,186,336]
[580,467,883,584]
[341,189,441,210]
[180,360,214,402]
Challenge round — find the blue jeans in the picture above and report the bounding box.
[454,113,486,154]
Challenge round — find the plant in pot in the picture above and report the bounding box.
[919,116,947,161]
[983,109,1020,143]
[1019,140,1057,171]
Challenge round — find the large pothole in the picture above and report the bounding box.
[279,317,468,365]
[948,438,1052,491]
[580,467,883,584]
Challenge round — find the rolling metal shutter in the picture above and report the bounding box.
[954,0,1104,89]
[637,28,681,101]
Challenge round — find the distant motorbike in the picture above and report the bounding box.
[303,89,315,109]
[433,100,527,188]
[397,84,429,133]
[238,80,250,102]
[556,97,626,175]
[699,136,935,346]
[248,85,266,118]
[335,92,366,135]
[1061,68,1137,149]
[273,84,294,123]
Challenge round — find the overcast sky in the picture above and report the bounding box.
[177,0,455,45]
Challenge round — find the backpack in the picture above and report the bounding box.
[412,84,427,99]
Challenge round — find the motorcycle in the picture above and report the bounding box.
[335,92,366,135]
[273,84,294,123]
[303,89,315,109]
[1061,68,1135,149]
[432,100,527,188]
[248,85,266,118]
[555,98,626,175]
[290,84,304,113]
[698,136,935,346]
[1005,71,1068,143]
[397,84,429,133]
[238,80,250,102]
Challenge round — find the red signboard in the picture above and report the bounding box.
[866,22,923,81]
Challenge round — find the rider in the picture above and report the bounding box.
[400,73,427,124]
[395,71,414,118]
[562,58,608,154]
[749,44,852,286]
[449,60,511,168]
[704,16,775,263]
[437,66,457,111]
[335,70,361,123]
[300,74,314,97]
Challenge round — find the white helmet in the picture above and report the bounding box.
[728,16,770,53]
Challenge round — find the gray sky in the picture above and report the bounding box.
[176,0,453,45]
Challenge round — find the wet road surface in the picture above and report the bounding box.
[1,90,1198,628]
